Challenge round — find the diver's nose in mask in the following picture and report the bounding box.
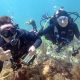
[57,16,68,27]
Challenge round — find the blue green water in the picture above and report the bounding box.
[0,0,80,30]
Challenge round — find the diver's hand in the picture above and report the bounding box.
[28,45,36,56]
[0,47,10,54]
[0,47,11,61]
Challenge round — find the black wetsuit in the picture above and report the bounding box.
[38,18,80,45]
[0,29,42,70]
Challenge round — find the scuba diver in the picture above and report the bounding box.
[38,7,80,53]
[0,16,42,70]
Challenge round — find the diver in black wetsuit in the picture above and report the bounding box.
[38,8,80,52]
[0,16,42,70]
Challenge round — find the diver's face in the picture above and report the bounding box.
[57,16,68,27]
[0,24,16,38]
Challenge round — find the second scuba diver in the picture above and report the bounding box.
[38,7,80,53]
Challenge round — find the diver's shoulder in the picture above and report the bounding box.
[71,22,78,27]
[16,29,30,37]
[17,29,29,34]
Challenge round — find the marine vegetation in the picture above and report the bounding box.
[0,37,80,80]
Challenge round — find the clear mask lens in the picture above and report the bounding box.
[1,28,16,38]
[57,16,68,27]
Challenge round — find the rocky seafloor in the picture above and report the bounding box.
[0,38,80,80]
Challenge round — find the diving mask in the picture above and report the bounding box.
[0,24,16,38]
[57,16,68,27]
